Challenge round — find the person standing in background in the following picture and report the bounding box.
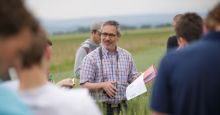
[74,22,103,78]
[166,14,183,52]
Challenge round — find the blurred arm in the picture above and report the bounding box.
[74,47,87,78]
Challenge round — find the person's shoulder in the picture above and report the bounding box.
[47,85,90,100]
[164,41,205,63]
[0,86,32,115]
[48,87,101,115]
[80,39,94,48]
[0,80,19,91]
[77,39,91,51]
[168,35,177,39]
[168,35,178,42]
[81,43,90,48]
[84,47,99,58]
[118,47,131,55]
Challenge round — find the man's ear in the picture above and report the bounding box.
[178,37,188,48]
[44,45,52,62]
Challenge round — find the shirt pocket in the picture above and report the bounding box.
[118,60,130,82]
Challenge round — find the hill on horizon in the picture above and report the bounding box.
[40,13,206,35]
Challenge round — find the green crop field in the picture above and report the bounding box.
[49,27,174,115]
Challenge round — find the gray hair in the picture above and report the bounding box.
[101,20,121,37]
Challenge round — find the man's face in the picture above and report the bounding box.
[93,30,101,44]
[101,25,119,51]
[0,27,32,76]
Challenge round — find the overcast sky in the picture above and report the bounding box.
[26,0,219,20]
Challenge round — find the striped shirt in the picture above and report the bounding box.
[80,46,139,104]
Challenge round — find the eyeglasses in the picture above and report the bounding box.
[101,32,117,38]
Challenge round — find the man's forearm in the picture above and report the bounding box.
[81,82,103,92]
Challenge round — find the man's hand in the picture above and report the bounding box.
[101,81,117,97]
[56,78,75,89]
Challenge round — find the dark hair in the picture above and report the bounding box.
[175,12,203,42]
[173,14,183,22]
[0,0,38,39]
[101,20,121,37]
[205,2,220,30]
[21,27,48,68]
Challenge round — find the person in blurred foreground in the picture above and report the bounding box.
[16,26,101,115]
[175,13,203,50]
[0,0,38,114]
[151,3,220,115]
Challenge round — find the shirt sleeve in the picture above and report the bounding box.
[79,55,96,84]
[150,56,172,113]
[127,55,139,83]
[74,47,87,78]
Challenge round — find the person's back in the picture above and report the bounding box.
[151,3,220,115]
[20,83,100,115]
[154,33,220,115]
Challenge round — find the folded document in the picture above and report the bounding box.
[126,65,157,100]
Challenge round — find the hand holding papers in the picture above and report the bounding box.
[126,65,157,100]
[143,65,157,84]
[126,74,147,100]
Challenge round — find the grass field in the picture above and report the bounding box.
[49,27,174,115]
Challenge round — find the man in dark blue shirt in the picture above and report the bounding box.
[151,3,220,115]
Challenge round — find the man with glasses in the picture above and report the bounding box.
[80,20,139,115]
[74,22,102,78]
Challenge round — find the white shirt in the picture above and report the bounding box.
[1,80,19,91]
[2,82,101,115]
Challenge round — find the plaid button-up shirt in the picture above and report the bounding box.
[80,46,139,104]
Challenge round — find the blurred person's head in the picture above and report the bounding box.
[175,12,203,48]
[100,20,121,52]
[16,26,49,77]
[15,26,54,91]
[0,0,38,77]
[172,14,183,28]
[90,22,103,44]
[205,2,220,32]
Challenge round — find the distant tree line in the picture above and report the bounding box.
[52,23,172,35]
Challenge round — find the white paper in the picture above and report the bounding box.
[126,74,147,100]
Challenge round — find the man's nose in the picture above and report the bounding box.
[105,35,111,40]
